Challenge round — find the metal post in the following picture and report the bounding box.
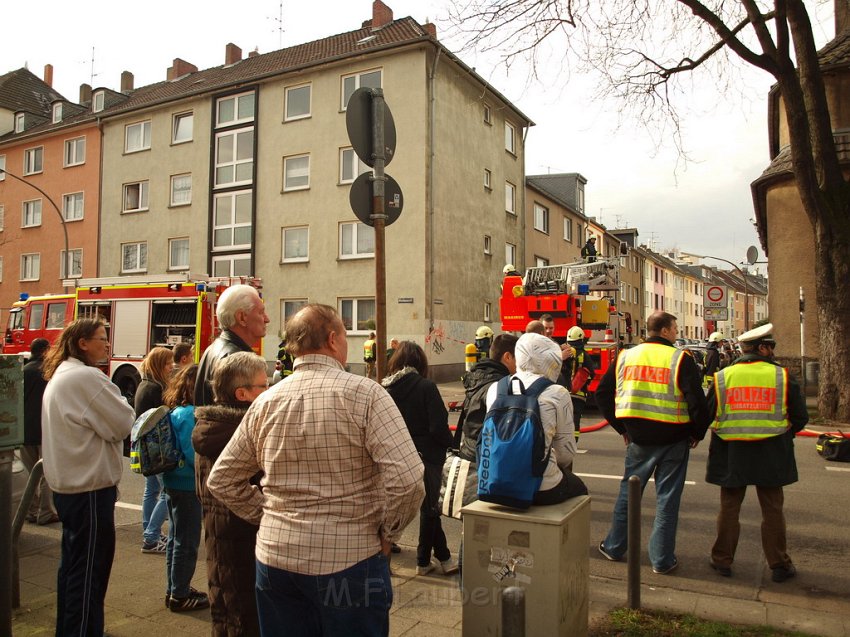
[370,89,388,382]
[800,287,806,394]
[627,475,641,609]
[0,450,14,635]
[501,586,525,637]
[11,458,45,608]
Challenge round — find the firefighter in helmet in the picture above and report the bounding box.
[474,326,494,361]
[564,326,596,441]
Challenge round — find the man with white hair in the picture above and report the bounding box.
[194,284,270,407]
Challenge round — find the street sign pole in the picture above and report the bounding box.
[371,90,388,381]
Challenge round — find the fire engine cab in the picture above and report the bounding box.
[3,293,75,357]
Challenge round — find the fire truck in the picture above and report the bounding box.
[500,257,622,395]
[3,293,75,356]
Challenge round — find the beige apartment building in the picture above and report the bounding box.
[95,1,531,379]
[524,173,588,267]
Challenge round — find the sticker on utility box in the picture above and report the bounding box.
[488,547,534,583]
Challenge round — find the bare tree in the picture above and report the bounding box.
[449,0,850,420]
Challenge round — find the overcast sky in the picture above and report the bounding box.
[4,1,837,270]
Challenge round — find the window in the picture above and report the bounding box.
[282,226,309,262]
[172,112,193,143]
[484,302,492,322]
[125,121,151,153]
[339,147,369,184]
[22,199,42,227]
[122,181,149,213]
[212,253,251,277]
[563,218,573,242]
[340,222,375,259]
[0,155,5,180]
[484,169,491,190]
[215,128,254,187]
[121,242,147,273]
[170,174,192,206]
[535,256,549,267]
[484,235,492,255]
[46,303,66,328]
[62,192,84,221]
[15,113,25,133]
[213,191,253,250]
[216,92,255,127]
[506,242,516,266]
[0,256,3,282]
[64,137,86,166]
[52,103,63,123]
[93,91,105,113]
[283,154,310,191]
[20,253,40,280]
[632,288,639,304]
[281,299,308,329]
[505,181,516,214]
[169,238,190,270]
[23,147,43,175]
[0,204,4,231]
[483,104,492,125]
[339,298,376,333]
[533,203,549,234]
[60,248,82,278]
[505,121,516,154]
[285,84,311,121]
[341,69,382,109]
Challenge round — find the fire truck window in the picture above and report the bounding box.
[10,310,24,331]
[28,304,44,330]
[47,303,67,329]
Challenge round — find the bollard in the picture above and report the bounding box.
[627,474,641,609]
[501,586,525,637]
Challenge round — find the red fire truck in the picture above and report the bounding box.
[3,293,75,356]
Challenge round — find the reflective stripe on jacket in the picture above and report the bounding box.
[712,361,789,441]
[615,343,688,423]
[363,339,376,361]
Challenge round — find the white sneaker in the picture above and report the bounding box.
[439,558,460,575]
[416,562,435,575]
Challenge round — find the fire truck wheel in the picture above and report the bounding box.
[113,365,141,405]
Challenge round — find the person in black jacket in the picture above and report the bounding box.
[383,341,458,576]
[21,338,58,525]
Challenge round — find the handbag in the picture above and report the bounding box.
[438,452,478,519]
[816,431,850,462]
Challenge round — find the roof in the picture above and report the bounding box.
[817,28,850,68]
[0,67,64,116]
[526,173,588,216]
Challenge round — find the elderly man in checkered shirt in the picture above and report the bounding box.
[208,303,424,637]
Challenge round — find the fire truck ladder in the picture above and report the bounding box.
[524,257,620,295]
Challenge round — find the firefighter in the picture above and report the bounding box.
[703,332,723,390]
[564,326,596,441]
[581,236,598,262]
[363,331,377,379]
[474,326,493,362]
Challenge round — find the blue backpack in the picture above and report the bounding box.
[477,376,553,509]
[129,406,184,477]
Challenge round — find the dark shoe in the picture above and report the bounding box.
[391,543,401,554]
[771,564,796,583]
[598,542,623,562]
[652,558,679,575]
[25,513,38,524]
[168,588,210,612]
[37,513,60,525]
[710,561,732,577]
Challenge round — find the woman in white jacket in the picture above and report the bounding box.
[41,318,136,637]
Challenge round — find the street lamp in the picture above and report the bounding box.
[693,254,749,332]
[0,167,70,293]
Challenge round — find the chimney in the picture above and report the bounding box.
[225,43,242,65]
[248,48,259,58]
[837,0,850,35]
[423,22,437,38]
[166,58,198,81]
[372,0,393,29]
[79,83,92,105]
[120,71,134,93]
[43,64,53,87]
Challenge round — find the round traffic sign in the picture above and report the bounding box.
[707,286,724,302]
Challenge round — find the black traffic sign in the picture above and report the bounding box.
[349,172,403,227]
[345,87,396,167]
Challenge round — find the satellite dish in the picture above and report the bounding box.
[746,246,759,265]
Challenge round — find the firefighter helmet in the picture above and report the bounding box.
[567,326,585,342]
[708,331,723,343]
[503,264,516,275]
[475,325,494,340]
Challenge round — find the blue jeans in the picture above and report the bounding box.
[602,439,690,571]
[255,553,392,637]
[142,474,167,544]
[165,488,202,598]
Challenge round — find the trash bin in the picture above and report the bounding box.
[461,495,590,637]
[805,361,819,386]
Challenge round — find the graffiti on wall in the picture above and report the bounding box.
[425,321,475,358]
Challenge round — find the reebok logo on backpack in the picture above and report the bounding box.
[130,405,184,476]
[477,376,552,509]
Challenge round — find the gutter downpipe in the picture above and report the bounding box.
[428,47,442,339]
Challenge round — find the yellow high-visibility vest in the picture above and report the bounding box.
[615,343,688,424]
[363,339,376,361]
[712,361,789,441]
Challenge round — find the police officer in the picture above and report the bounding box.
[363,331,377,379]
[564,326,596,440]
[706,323,808,582]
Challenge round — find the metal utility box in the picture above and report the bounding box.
[0,356,24,450]
[461,496,590,637]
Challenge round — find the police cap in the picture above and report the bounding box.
[737,323,776,346]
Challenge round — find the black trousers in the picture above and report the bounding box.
[53,486,117,637]
[418,460,451,567]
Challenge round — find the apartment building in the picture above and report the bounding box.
[524,173,587,267]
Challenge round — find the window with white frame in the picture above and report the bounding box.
[483,104,492,125]
[23,147,43,175]
[125,121,151,153]
[20,253,40,280]
[169,238,190,270]
[285,84,311,121]
[170,174,192,206]
[484,168,491,190]
[52,103,63,123]
[60,248,82,278]
[339,222,375,259]
[283,154,310,191]
[506,242,516,266]
[0,154,5,180]
[93,91,105,113]
[341,69,382,109]
[281,299,308,329]
[484,302,492,322]
[216,91,255,127]
[212,253,251,277]
[0,204,4,231]
[64,137,86,166]
[505,121,516,154]
[563,217,573,242]
[282,226,309,262]
[484,235,492,255]
[339,298,376,333]
[505,181,516,214]
[0,256,3,282]
[171,112,193,144]
[533,203,549,234]
[577,182,585,213]
[213,191,252,250]
[122,181,149,213]
[62,192,84,221]
[15,114,25,133]
[339,147,369,184]
[22,199,42,227]
[215,127,254,187]
[121,242,147,273]
[632,287,639,304]
[535,256,549,267]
